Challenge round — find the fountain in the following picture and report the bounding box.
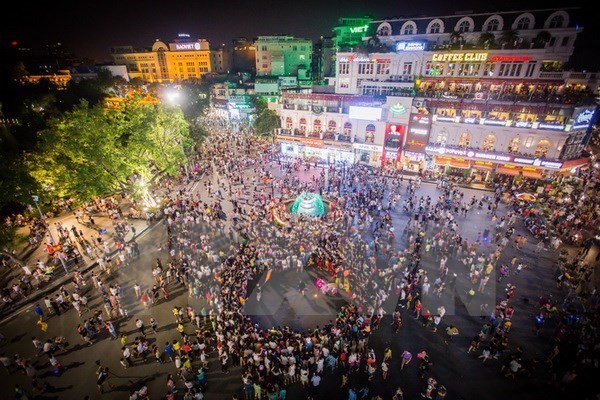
[290,192,327,217]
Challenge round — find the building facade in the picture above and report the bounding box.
[255,36,312,77]
[111,37,213,82]
[273,92,415,167]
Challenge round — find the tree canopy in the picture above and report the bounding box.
[31,99,191,202]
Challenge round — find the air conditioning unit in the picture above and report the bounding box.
[415,100,424,107]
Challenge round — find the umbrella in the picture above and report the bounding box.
[515,193,537,202]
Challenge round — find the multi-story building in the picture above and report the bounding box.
[209,45,231,74]
[231,37,256,73]
[255,36,312,78]
[314,36,336,83]
[328,8,597,178]
[272,92,415,166]
[111,36,213,82]
[271,8,597,179]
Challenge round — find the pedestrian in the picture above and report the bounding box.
[135,319,146,336]
[150,317,158,334]
[400,350,412,370]
[96,366,113,393]
[33,304,44,320]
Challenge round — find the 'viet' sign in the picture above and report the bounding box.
[431,52,488,62]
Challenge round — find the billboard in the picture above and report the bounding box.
[404,113,432,153]
[349,106,382,121]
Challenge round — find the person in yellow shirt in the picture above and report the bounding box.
[177,323,185,337]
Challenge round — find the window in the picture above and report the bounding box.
[561,37,569,46]
[516,17,530,30]
[339,78,349,88]
[358,62,374,75]
[365,124,376,143]
[293,46,297,51]
[446,63,456,76]
[376,62,390,75]
[498,62,523,77]
[261,45,267,51]
[458,131,471,147]
[429,22,441,34]
[187,67,195,73]
[525,61,536,77]
[403,24,415,35]
[458,20,471,33]
[285,117,293,129]
[524,136,534,148]
[299,118,307,133]
[313,119,322,133]
[262,64,268,69]
[343,122,352,136]
[549,37,556,46]
[262,55,268,60]
[402,62,413,75]
[458,63,480,76]
[486,19,500,32]
[435,130,448,144]
[549,15,564,29]
[328,120,336,132]
[535,139,551,157]
[186,62,194,66]
[508,137,521,153]
[339,62,349,74]
[425,61,444,76]
[481,135,496,151]
[483,62,496,76]
[378,25,391,36]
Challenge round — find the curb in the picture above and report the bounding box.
[0,219,161,324]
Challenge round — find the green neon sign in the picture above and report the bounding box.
[350,25,368,33]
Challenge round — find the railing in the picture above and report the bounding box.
[539,71,565,79]
[427,143,560,162]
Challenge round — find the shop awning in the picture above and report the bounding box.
[521,167,543,179]
[471,161,495,171]
[496,166,520,176]
[449,158,471,169]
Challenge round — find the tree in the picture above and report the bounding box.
[500,29,520,49]
[254,108,280,136]
[31,99,191,202]
[478,32,496,49]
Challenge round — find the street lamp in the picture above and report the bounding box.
[31,195,69,274]
[165,89,189,175]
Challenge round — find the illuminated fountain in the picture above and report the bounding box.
[290,192,327,217]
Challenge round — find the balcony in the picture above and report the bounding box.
[539,71,565,80]
[427,143,560,162]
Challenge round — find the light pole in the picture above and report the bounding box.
[32,195,69,274]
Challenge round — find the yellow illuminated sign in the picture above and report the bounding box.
[431,52,488,62]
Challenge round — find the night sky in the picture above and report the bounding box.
[2,0,598,69]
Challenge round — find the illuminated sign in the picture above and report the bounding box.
[349,106,382,121]
[409,127,429,135]
[572,108,594,130]
[411,114,431,124]
[483,119,507,126]
[435,116,455,122]
[390,103,407,115]
[350,25,369,33]
[301,138,324,148]
[174,42,201,51]
[431,52,488,62]
[514,121,533,128]
[396,41,427,52]
[538,123,565,131]
[463,117,479,124]
[424,146,564,169]
[489,55,532,62]
[353,143,382,152]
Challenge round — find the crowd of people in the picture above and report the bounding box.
[1,123,597,400]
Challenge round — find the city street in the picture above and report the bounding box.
[0,147,592,400]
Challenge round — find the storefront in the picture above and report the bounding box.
[424,144,564,181]
[277,136,355,164]
[353,143,383,167]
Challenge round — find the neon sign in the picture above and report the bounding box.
[174,42,201,51]
[396,41,426,52]
[432,52,488,62]
[350,25,369,33]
